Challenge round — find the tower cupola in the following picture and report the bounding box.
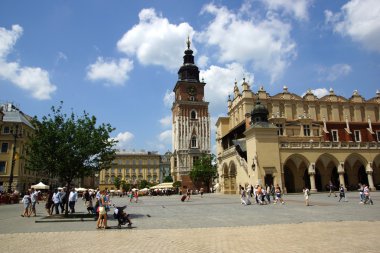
[178,37,200,82]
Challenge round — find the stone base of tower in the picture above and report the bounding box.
[180,175,194,192]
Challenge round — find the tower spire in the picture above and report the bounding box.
[187,35,191,49]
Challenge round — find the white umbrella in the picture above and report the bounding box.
[31,182,49,190]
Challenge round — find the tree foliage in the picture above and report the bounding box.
[139,180,149,189]
[189,154,217,192]
[114,177,121,190]
[25,102,117,215]
[121,180,130,192]
[163,175,173,183]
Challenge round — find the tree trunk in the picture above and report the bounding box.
[64,181,71,217]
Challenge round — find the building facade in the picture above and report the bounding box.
[216,83,380,194]
[98,150,162,191]
[0,103,40,193]
[171,38,211,184]
[159,151,172,182]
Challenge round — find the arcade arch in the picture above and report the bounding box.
[315,153,340,191]
[344,153,368,190]
[373,154,380,190]
[221,161,238,194]
[283,154,310,193]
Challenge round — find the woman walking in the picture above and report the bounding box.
[96,190,110,229]
[303,187,310,206]
[21,191,31,217]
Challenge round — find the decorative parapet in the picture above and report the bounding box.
[279,141,380,149]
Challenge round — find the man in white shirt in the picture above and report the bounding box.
[68,188,78,213]
[52,189,61,214]
[30,188,39,216]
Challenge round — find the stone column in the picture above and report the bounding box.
[308,163,317,192]
[366,163,376,191]
[337,163,346,190]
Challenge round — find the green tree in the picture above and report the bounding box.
[25,102,117,216]
[189,154,217,193]
[139,180,149,189]
[121,180,130,192]
[114,177,121,190]
[163,175,173,183]
[173,181,182,188]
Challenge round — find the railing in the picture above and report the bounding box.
[280,141,380,149]
[220,146,236,157]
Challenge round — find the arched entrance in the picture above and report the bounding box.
[373,155,380,190]
[229,161,237,194]
[315,153,340,191]
[283,154,310,193]
[284,166,295,193]
[344,153,368,191]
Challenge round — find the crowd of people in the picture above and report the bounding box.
[239,184,285,206]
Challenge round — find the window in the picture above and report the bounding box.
[1,143,8,153]
[118,168,122,174]
[189,96,195,101]
[354,130,361,142]
[3,126,10,134]
[191,136,197,148]
[276,124,284,136]
[0,161,5,173]
[377,131,380,142]
[303,125,311,136]
[331,130,339,142]
[190,110,197,119]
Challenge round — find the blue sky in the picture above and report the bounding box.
[1,0,379,154]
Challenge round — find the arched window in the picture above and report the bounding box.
[190,110,197,119]
[191,136,197,148]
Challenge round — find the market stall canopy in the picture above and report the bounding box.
[75,188,87,192]
[31,182,49,190]
[150,182,174,189]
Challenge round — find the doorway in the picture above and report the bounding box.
[264,174,273,187]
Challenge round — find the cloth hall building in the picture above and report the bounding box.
[216,83,380,194]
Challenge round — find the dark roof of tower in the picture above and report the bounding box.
[177,37,200,82]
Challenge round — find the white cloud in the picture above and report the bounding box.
[158,129,172,143]
[113,131,134,148]
[163,89,175,108]
[201,62,254,115]
[197,55,209,69]
[159,115,172,128]
[325,0,380,52]
[198,4,296,83]
[317,64,352,81]
[302,88,329,98]
[86,57,133,86]
[260,0,312,21]
[0,25,56,100]
[117,8,194,70]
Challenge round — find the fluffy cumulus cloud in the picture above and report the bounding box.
[201,62,254,115]
[0,25,56,100]
[325,0,380,52]
[317,63,352,81]
[86,57,133,86]
[159,115,172,128]
[163,89,175,108]
[158,129,172,143]
[302,88,329,98]
[260,0,312,20]
[198,4,296,83]
[117,8,194,70]
[112,131,134,149]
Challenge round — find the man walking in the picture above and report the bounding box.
[52,189,61,214]
[68,188,78,213]
[30,188,39,216]
[328,181,337,197]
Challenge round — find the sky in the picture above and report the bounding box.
[1,0,380,154]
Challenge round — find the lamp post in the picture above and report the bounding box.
[94,173,99,189]
[8,124,20,193]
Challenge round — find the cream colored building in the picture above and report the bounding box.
[0,103,40,193]
[99,151,161,191]
[216,82,380,194]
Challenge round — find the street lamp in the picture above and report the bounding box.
[8,124,21,193]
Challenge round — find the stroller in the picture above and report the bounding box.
[113,205,132,229]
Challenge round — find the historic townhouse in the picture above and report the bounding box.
[216,83,380,194]
[99,150,162,191]
[0,103,39,193]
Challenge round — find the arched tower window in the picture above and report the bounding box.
[191,136,197,148]
[190,110,197,119]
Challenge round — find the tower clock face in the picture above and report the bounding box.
[187,86,197,96]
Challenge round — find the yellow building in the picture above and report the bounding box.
[0,103,39,193]
[99,151,161,191]
[216,83,380,194]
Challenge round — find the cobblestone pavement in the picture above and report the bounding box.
[0,192,379,252]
